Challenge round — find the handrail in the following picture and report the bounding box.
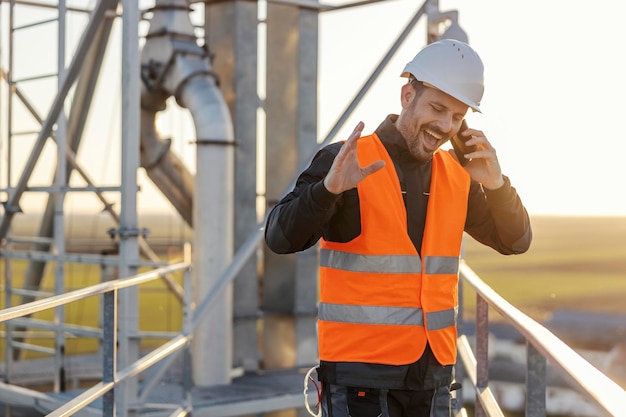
[0,262,189,323]
[459,261,626,417]
[3,246,623,417]
[0,262,192,416]
[47,335,190,417]
[456,335,504,417]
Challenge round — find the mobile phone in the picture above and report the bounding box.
[451,119,475,167]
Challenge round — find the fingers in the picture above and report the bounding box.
[463,129,496,159]
[350,121,365,139]
[336,122,364,158]
[459,130,504,189]
[324,122,385,194]
[346,122,385,176]
[344,121,365,148]
[362,160,386,176]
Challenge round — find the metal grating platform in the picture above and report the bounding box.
[1,354,313,417]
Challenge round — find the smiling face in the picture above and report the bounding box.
[395,81,469,162]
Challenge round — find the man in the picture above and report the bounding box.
[264,39,531,417]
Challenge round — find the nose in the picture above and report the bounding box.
[434,114,455,136]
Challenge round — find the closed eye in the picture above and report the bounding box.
[431,104,444,113]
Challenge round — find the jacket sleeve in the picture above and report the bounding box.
[464,176,532,255]
[264,144,343,254]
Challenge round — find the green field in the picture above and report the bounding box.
[1,214,625,360]
[461,215,626,321]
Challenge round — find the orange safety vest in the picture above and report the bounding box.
[318,134,470,366]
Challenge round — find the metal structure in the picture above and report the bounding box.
[1,0,626,416]
[457,262,626,417]
[1,256,625,416]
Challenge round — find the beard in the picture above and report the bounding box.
[406,138,432,162]
[395,101,448,162]
[397,119,433,162]
[405,124,447,162]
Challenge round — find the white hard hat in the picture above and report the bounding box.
[401,39,484,112]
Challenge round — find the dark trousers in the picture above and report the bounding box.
[321,384,452,417]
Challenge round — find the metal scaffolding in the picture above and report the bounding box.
[0,0,484,415]
[2,1,624,416]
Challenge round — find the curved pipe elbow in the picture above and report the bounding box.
[140,89,195,227]
[176,74,234,144]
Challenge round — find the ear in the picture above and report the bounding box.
[400,82,415,109]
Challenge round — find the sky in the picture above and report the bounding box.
[1,0,625,217]
[318,0,626,216]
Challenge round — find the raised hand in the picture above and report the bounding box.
[323,122,386,195]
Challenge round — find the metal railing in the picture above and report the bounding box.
[458,261,626,417]
[2,258,626,416]
[0,262,193,417]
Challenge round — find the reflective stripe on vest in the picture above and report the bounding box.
[318,303,424,326]
[318,134,469,366]
[320,248,422,273]
[318,302,456,331]
[426,306,458,331]
[425,255,459,275]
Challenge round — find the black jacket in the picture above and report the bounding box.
[264,115,532,390]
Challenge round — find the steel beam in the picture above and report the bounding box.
[205,0,260,372]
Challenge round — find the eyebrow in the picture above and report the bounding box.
[431,100,466,119]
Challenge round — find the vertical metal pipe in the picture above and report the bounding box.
[102,290,118,417]
[0,1,13,400]
[263,0,299,371]
[100,255,119,417]
[456,264,465,412]
[182,262,193,408]
[192,116,234,385]
[53,0,68,394]
[475,295,489,417]
[6,0,14,187]
[118,0,141,414]
[141,0,236,385]
[2,243,13,417]
[294,4,320,367]
[3,8,16,415]
[525,342,547,417]
[0,3,3,193]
